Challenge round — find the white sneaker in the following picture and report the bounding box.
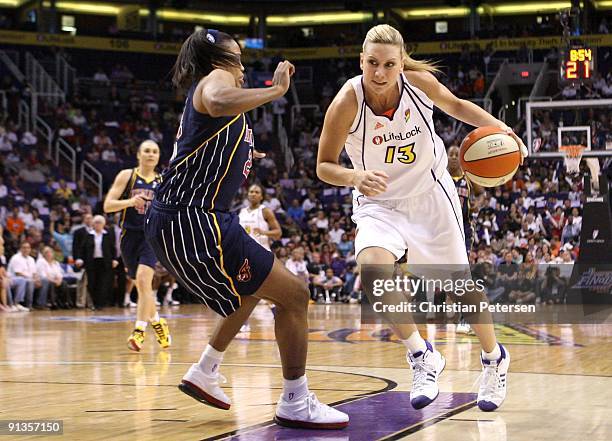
[407,340,446,409]
[456,320,472,334]
[477,344,510,412]
[10,305,19,312]
[15,304,30,312]
[240,323,251,333]
[178,363,231,410]
[275,392,349,429]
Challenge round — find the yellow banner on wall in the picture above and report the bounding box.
[0,29,609,59]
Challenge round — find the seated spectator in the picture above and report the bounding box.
[20,131,37,147]
[39,177,56,199]
[0,126,13,152]
[540,266,566,304]
[26,208,44,232]
[330,252,347,278]
[7,241,40,310]
[93,130,113,149]
[54,179,74,204]
[18,203,34,227]
[310,210,329,232]
[285,247,309,284]
[101,145,118,162]
[287,198,306,225]
[312,268,343,303]
[5,207,25,238]
[337,233,354,257]
[0,231,15,312]
[508,256,537,304]
[71,109,87,129]
[58,121,76,142]
[328,220,345,244]
[36,246,69,309]
[20,155,47,185]
[0,176,7,200]
[93,68,109,83]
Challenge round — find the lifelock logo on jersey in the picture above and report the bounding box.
[372,126,422,145]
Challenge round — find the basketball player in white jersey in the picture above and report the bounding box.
[239,184,281,252]
[317,24,528,412]
[237,183,281,331]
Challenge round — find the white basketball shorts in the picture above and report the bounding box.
[352,171,469,265]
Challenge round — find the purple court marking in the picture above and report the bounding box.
[224,391,476,441]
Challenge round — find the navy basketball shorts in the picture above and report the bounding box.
[120,229,158,278]
[144,201,274,317]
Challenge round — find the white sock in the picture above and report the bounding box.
[135,320,148,330]
[165,286,175,301]
[124,293,132,303]
[151,312,160,323]
[402,331,427,355]
[282,375,308,402]
[482,343,501,361]
[198,344,224,375]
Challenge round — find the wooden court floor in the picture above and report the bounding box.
[1,304,611,440]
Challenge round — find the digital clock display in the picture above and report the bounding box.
[561,46,596,83]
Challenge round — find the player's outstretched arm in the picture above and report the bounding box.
[199,61,294,117]
[405,70,528,164]
[103,169,144,213]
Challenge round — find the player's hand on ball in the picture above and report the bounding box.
[504,128,528,165]
[272,60,295,96]
[353,170,388,196]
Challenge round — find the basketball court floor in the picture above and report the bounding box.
[1,304,610,440]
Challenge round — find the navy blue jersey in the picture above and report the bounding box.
[156,84,255,211]
[452,173,474,249]
[120,169,161,232]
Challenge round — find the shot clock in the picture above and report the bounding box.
[560,46,596,84]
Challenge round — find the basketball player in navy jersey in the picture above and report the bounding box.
[104,140,171,352]
[144,29,348,429]
[317,24,527,412]
[447,145,483,334]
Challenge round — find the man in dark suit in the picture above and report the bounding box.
[78,215,117,309]
[72,212,93,308]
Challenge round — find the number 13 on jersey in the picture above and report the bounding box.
[384,143,416,164]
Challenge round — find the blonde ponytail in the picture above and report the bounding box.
[363,24,439,74]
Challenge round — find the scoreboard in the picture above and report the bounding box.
[560,46,596,84]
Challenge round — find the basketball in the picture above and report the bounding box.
[459,126,521,187]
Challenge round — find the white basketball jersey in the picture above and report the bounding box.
[345,73,448,199]
[239,205,271,250]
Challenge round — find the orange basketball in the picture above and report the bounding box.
[459,126,520,187]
